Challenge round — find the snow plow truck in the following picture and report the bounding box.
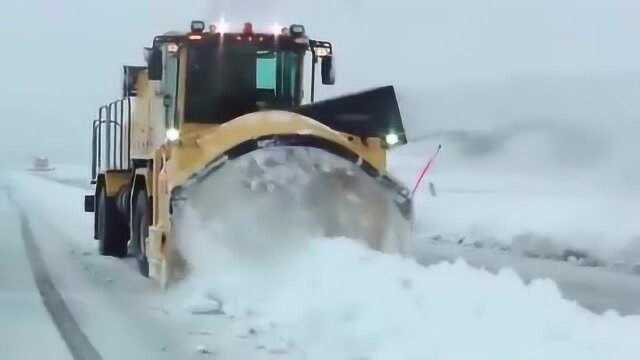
[84,21,413,287]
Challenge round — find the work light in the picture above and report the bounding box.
[289,24,305,37]
[191,20,206,33]
[166,128,180,142]
[385,133,400,146]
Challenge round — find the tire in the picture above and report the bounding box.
[93,197,100,240]
[97,188,128,257]
[132,190,150,277]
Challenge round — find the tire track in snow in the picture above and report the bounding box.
[33,174,90,191]
[9,190,103,360]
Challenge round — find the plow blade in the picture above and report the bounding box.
[294,86,408,145]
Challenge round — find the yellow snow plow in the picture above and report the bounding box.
[84,21,413,287]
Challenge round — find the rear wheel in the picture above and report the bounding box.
[132,190,150,277]
[97,188,128,257]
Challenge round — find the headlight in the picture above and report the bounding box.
[166,128,180,142]
[385,133,399,146]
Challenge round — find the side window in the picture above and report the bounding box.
[276,51,300,105]
[162,47,179,129]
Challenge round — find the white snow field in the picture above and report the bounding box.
[390,139,640,267]
[3,165,640,359]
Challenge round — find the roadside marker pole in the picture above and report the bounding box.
[411,144,442,198]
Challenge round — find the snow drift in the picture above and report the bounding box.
[174,215,640,359]
[4,166,640,359]
[168,153,640,359]
[170,147,412,272]
[390,137,640,269]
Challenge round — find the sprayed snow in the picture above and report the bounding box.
[174,147,411,259]
[4,159,640,359]
[168,148,640,359]
[3,171,289,359]
[174,207,640,359]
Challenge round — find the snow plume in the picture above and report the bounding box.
[173,220,640,359]
[171,147,411,268]
[170,152,640,359]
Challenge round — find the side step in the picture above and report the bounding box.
[84,195,95,213]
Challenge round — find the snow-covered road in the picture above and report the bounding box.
[2,168,640,359]
[415,239,640,315]
[1,176,288,359]
[30,165,640,316]
[390,141,640,315]
[0,191,72,359]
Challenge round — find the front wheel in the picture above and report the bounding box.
[131,190,150,277]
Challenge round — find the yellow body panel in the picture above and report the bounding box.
[165,111,387,191]
[130,72,167,160]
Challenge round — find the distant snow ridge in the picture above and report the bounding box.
[174,216,640,359]
[425,231,640,275]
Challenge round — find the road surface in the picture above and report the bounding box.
[415,239,640,315]
[0,190,73,359]
[1,171,639,359]
[0,183,292,359]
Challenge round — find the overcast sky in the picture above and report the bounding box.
[0,0,638,171]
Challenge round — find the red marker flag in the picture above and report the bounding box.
[411,144,442,198]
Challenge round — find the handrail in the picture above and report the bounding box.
[127,97,132,166]
[90,98,132,181]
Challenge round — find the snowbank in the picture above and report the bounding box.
[174,214,640,359]
[30,163,91,190]
[169,154,640,359]
[4,166,640,359]
[390,140,640,266]
[4,170,92,245]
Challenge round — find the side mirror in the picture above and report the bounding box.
[321,55,335,85]
[163,94,173,108]
[122,66,146,97]
[145,47,163,81]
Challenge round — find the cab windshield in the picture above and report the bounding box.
[185,43,303,123]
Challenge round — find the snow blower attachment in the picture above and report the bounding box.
[84,21,413,287]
